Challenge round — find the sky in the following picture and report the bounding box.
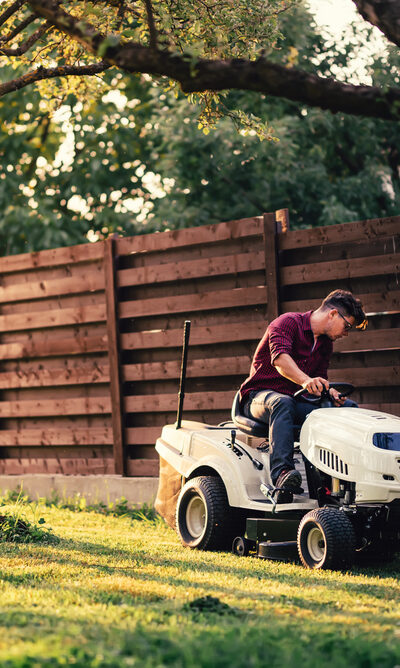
[308,0,359,34]
[307,0,386,85]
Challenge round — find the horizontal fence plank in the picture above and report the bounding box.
[116,217,263,256]
[117,251,264,288]
[119,286,267,319]
[123,363,399,386]
[279,216,400,251]
[282,291,400,315]
[0,304,107,334]
[0,364,109,389]
[126,458,159,476]
[329,367,399,386]
[359,403,400,416]
[0,271,104,304]
[0,242,104,274]
[282,253,399,286]
[125,391,233,413]
[334,329,399,352]
[125,427,164,446]
[124,387,400,416]
[124,396,400,418]
[0,428,113,446]
[122,356,250,382]
[0,335,107,360]
[0,397,111,418]
[120,321,266,351]
[0,458,115,475]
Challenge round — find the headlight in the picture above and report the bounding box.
[373,433,400,451]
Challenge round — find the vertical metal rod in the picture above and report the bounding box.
[176,320,191,429]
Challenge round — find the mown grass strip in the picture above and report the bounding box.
[0,494,398,667]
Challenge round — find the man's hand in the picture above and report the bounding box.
[301,376,330,396]
[329,388,346,406]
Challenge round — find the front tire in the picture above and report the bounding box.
[176,476,233,550]
[297,507,355,570]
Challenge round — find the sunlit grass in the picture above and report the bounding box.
[0,498,398,667]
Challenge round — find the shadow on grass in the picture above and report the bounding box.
[2,532,399,624]
[0,599,399,668]
[53,533,400,585]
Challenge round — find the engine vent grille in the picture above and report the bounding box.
[319,448,348,476]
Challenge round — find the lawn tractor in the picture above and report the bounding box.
[155,322,400,570]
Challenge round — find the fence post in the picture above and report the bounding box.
[263,209,290,323]
[275,208,290,234]
[103,237,126,476]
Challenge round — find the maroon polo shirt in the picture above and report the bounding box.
[239,311,333,402]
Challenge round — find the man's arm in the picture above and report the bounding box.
[273,353,329,396]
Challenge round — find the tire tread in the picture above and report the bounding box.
[297,507,355,570]
[176,475,233,550]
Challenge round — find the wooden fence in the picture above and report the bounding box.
[0,211,399,476]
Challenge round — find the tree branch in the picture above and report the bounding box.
[0,0,27,29]
[144,0,158,49]
[0,22,50,56]
[0,61,111,97]
[22,0,400,122]
[352,0,400,47]
[0,13,37,45]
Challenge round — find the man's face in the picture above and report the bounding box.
[326,309,356,341]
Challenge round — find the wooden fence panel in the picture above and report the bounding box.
[0,242,114,475]
[278,214,400,414]
[0,211,398,478]
[115,216,270,474]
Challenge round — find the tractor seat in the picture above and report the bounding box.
[231,391,269,438]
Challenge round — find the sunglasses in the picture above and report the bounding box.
[337,310,368,331]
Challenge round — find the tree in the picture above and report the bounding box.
[143,11,400,231]
[0,2,398,256]
[0,0,400,123]
[0,69,161,254]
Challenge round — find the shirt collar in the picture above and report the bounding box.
[303,311,313,332]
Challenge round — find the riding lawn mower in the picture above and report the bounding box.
[155,322,400,570]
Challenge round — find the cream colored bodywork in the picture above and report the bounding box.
[155,421,316,513]
[300,408,400,503]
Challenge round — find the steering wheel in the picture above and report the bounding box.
[293,382,354,407]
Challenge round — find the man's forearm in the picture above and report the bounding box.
[273,353,329,395]
[273,353,310,387]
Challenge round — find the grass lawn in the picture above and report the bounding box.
[0,497,399,668]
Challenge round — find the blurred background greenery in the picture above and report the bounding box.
[1,1,399,255]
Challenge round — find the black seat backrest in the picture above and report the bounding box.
[231,391,269,438]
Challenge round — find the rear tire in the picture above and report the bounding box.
[176,476,233,550]
[297,507,355,570]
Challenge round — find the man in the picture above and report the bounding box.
[239,289,367,498]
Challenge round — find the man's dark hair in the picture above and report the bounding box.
[321,289,366,327]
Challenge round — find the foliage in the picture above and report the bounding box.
[1,0,400,131]
[46,491,161,522]
[0,68,157,254]
[0,4,399,255]
[0,503,398,666]
[135,10,400,231]
[2,486,160,522]
[0,0,297,139]
[143,91,400,232]
[0,490,57,544]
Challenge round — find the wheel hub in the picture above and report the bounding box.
[185,496,206,538]
[307,526,326,562]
